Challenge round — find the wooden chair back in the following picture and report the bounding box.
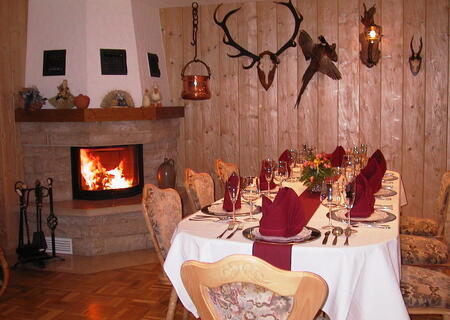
[436,171,450,244]
[0,247,9,297]
[215,159,239,184]
[184,168,215,211]
[141,184,182,267]
[181,255,328,320]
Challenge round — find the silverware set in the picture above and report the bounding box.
[216,222,243,239]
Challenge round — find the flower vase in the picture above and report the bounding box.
[308,182,322,193]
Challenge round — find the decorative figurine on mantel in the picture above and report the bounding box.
[142,89,151,107]
[149,83,162,107]
[19,86,47,111]
[48,79,74,109]
[100,90,135,108]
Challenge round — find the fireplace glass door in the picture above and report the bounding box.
[71,144,143,200]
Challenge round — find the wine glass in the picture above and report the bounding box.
[241,176,260,222]
[262,159,274,196]
[273,161,288,189]
[287,149,297,181]
[320,180,335,229]
[344,179,357,233]
[227,177,240,223]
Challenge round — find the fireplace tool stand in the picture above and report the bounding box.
[14,178,64,268]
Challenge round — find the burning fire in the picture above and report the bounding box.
[80,149,134,190]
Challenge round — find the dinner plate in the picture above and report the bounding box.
[382,175,398,182]
[201,203,262,216]
[242,226,321,244]
[374,188,397,197]
[330,208,396,224]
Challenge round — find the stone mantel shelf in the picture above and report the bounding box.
[15,106,184,122]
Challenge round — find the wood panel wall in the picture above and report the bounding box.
[161,0,449,219]
[0,0,27,250]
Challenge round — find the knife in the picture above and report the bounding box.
[322,231,331,245]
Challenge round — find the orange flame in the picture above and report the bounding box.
[80,149,133,190]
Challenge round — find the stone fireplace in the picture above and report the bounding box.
[17,113,181,256]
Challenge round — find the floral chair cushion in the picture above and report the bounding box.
[400,216,439,237]
[401,265,450,308]
[185,169,215,210]
[207,282,293,320]
[400,234,448,265]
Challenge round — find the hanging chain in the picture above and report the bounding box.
[191,2,199,61]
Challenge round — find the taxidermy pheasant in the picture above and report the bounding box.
[295,30,342,108]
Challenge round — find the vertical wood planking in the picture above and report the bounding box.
[317,0,338,153]
[380,0,403,171]
[423,0,448,220]
[338,0,360,148]
[218,4,240,166]
[257,1,278,160]
[401,0,425,217]
[276,0,298,153]
[358,0,381,153]
[238,2,259,176]
[200,4,221,191]
[297,0,318,147]
[160,8,186,183]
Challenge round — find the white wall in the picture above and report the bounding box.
[25,0,171,108]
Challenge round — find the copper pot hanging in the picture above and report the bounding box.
[181,59,211,100]
[181,2,212,101]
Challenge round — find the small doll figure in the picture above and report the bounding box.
[150,83,162,107]
[142,89,151,107]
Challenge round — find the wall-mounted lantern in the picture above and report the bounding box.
[359,4,382,68]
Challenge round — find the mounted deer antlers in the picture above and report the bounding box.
[409,36,423,76]
[214,0,302,90]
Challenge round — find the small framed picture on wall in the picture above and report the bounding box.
[147,53,161,78]
[43,49,66,76]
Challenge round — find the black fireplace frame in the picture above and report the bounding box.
[70,144,144,200]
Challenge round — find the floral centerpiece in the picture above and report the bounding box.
[299,153,334,192]
[19,86,47,111]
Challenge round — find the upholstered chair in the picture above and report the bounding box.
[184,168,215,211]
[0,247,9,297]
[400,171,450,267]
[181,254,328,320]
[141,184,187,320]
[400,265,450,317]
[215,159,239,185]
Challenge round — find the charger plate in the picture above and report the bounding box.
[242,226,321,244]
[375,188,397,197]
[330,208,396,224]
[201,203,261,217]
[382,175,398,182]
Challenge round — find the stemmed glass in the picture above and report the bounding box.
[320,180,335,229]
[262,159,274,196]
[227,176,240,223]
[241,176,260,222]
[273,161,288,189]
[287,149,297,181]
[344,179,357,233]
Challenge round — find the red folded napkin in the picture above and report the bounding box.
[253,188,320,271]
[222,172,242,212]
[371,149,387,175]
[329,146,345,167]
[259,188,305,237]
[360,157,383,192]
[259,161,276,191]
[278,149,292,175]
[350,174,375,218]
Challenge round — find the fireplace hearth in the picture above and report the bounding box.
[71,144,143,200]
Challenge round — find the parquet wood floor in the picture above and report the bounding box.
[0,261,443,320]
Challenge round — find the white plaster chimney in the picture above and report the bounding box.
[25,0,170,108]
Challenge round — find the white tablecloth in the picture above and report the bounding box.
[164,171,410,320]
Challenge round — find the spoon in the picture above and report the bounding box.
[344,227,351,246]
[332,226,343,245]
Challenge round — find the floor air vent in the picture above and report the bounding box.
[45,237,73,255]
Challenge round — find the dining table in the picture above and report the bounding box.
[163,171,410,320]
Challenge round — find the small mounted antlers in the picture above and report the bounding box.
[214,0,303,90]
[409,36,423,76]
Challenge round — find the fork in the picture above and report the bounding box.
[226,224,243,239]
[216,223,235,239]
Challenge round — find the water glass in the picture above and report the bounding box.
[320,180,335,229]
[262,159,274,194]
[227,178,240,223]
[241,176,260,222]
[273,161,288,188]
